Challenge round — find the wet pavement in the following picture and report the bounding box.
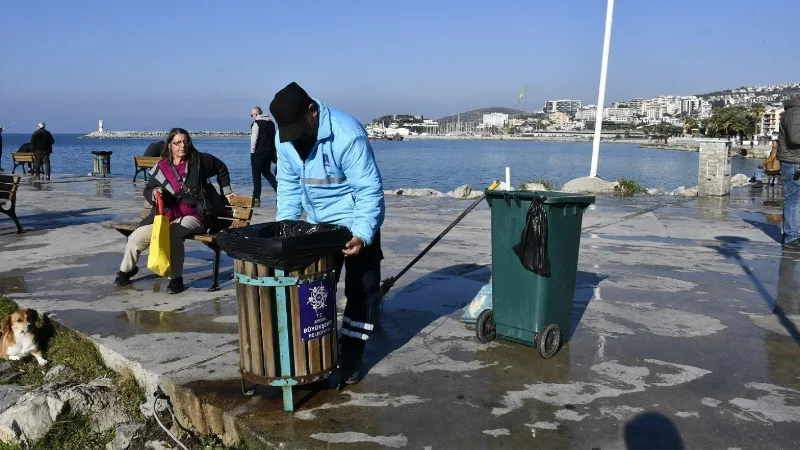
[0,173,798,449]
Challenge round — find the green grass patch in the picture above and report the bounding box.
[518,178,557,191]
[615,178,647,196]
[0,294,111,385]
[115,369,145,420]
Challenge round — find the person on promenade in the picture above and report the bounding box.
[114,128,235,294]
[778,94,800,248]
[0,126,4,172]
[250,106,278,206]
[270,82,385,385]
[144,141,165,157]
[30,122,55,180]
[752,138,780,188]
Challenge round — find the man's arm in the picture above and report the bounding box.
[786,113,800,146]
[250,122,259,153]
[340,135,384,246]
[275,142,303,221]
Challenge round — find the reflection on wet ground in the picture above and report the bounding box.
[0,176,799,448]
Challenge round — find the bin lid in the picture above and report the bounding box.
[485,189,595,205]
[91,151,113,155]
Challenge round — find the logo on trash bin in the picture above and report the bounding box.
[298,279,335,341]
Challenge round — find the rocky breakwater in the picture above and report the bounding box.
[81,131,249,139]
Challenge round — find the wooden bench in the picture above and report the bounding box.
[0,175,23,234]
[108,194,255,291]
[133,156,161,182]
[11,153,35,174]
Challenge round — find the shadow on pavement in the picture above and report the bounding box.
[625,411,684,450]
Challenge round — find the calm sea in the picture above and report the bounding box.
[1,133,759,192]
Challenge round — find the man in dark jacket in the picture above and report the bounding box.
[144,141,165,157]
[16,143,34,173]
[30,122,55,180]
[778,94,800,248]
[250,106,278,206]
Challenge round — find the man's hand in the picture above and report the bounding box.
[225,193,235,203]
[342,236,364,257]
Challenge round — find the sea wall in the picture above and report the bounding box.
[81,131,249,139]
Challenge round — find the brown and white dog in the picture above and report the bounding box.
[0,309,48,366]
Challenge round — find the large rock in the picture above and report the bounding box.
[0,385,28,413]
[106,422,144,450]
[561,176,617,194]
[0,378,134,446]
[0,362,21,384]
[519,183,549,192]
[389,188,444,197]
[449,185,472,198]
[730,173,751,189]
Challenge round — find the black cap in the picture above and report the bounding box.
[270,82,314,143]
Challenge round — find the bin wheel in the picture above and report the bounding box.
[476,309,496,343]
[538,324,561,359]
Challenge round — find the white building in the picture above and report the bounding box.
[483,113,509,128]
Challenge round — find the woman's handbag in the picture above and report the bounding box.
[170,162,228,223]
[147,191,171,277]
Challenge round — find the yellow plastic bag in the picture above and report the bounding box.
[147,192,171,277]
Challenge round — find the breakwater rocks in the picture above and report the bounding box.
[639,143,700,151]
[81,131,249,139]
[386,173,755,200]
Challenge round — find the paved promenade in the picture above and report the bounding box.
[0,174,798,449]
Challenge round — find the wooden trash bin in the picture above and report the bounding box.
[233,254,338,412]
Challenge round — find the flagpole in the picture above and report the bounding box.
[590,0,615,178]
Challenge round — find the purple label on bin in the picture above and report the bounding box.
[298,279,335,341]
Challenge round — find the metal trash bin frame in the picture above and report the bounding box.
[91,151,112,178]
[234,255,339,412]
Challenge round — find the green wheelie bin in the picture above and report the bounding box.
[476,190,595,358]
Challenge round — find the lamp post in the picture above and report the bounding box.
[590,0,615,178]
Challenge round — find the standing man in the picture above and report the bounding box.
[0,126,4,172]
[250,106,278,206]
[30,122,55,180]
[778,94,800,248]
[270,82,385,385]
[144,141,165,157]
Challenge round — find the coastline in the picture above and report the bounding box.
[80,131,249,139]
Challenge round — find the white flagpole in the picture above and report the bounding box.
[590,0,615,178]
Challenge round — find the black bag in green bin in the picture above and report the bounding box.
[512,195,550,276]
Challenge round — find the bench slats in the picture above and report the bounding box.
[10,153,34,162]
[0,192,15,201]
[0,175,22,184]
[134,156,161,168]
[229,195,255,207]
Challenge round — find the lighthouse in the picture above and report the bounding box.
[98,120,104,134]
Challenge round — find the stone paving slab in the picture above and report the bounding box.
[0,173,798,449]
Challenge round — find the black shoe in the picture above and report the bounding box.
[340,359,363,385]
[166,277,185,294]
[114,267,139,286]
[782,240,800,250]
[752,181,763,188]
[45,175,50,181]
[253,198,261,207]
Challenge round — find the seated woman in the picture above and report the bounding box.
[753,139,780,187]
[114,128,235,294]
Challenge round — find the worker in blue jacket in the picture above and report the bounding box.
[270,82,385,385]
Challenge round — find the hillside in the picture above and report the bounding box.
[436,107,526,124]
[696,82,800,104]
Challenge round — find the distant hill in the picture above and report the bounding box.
[696,82,800,104]
[437,107,525,124]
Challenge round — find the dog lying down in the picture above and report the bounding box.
[1,309,48,366]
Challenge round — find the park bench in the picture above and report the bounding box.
[132,156,161,182]
[11,153,35,174]
[108,194,255,291]
[0,175,23,234]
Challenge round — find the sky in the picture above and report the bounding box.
[1,0,798,133]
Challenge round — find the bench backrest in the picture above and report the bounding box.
[0,175,21,203]
[139,194,255,230]
[10,153,34,163]
[134,156,161,169]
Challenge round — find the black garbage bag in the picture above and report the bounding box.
[512,196,550,276]
[216,220,352,270]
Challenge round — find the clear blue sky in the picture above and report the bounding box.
[1,0,797,132]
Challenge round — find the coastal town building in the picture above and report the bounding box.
[756,106,784,137]
[543,99,581,114]
[482,112,509,128]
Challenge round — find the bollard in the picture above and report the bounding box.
[698,140,731,196]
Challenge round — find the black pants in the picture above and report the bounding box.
[251,152,277,199]
[33,151,50,177]
[334,230,383,368]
